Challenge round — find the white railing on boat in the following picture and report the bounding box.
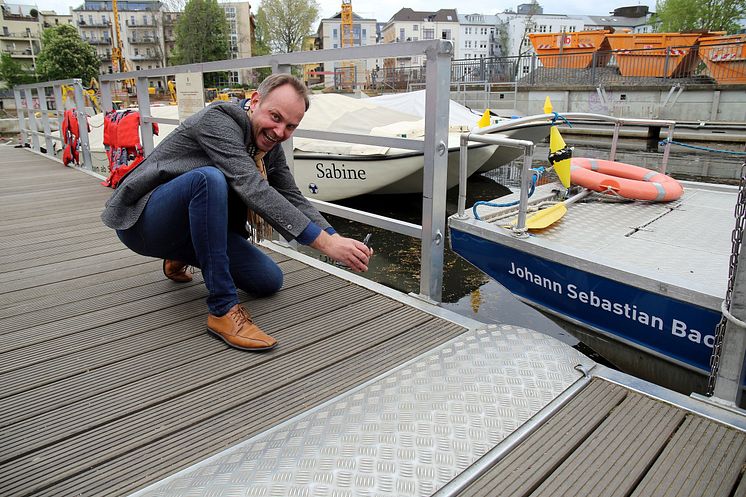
[455,113,677,234]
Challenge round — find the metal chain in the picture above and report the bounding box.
[707,161,746,395]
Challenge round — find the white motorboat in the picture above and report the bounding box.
[367,90,552,174]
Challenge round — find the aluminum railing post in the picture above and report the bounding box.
[419,40,452,303]
[101,80,113,112]
[135,76,154,156]
[712,235,746,406]
[73,80,93,170]
[23,88,39,151]
[36,85,54,157]
[14,89,28,147]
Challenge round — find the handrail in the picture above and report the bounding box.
[19,40,455,303]
[456,112,677,233]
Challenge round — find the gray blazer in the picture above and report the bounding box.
[101,102,331,241]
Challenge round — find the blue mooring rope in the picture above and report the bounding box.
[660,139,746,156]
[550,112,573,128]
[472,167,544,220]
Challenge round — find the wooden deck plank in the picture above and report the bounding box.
[458,379,629,497]
[0,267,324,378]
[532,394,685,496]
[1,152,463,496]
[0,298,422,494]
[632,415,746,497]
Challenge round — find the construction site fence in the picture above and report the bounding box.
[378,40,745,89]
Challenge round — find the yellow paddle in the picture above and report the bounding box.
[525,189,592,229]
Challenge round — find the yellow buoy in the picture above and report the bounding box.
[550,126,572,188]
[477,109,491,128]
[543,96,553,115]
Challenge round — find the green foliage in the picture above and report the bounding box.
[171,0,230,65]
[256,0,319,53]
[652,0,746,33]
[0,53,36,87]
[35,24,99,82]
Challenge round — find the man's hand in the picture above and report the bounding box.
[310,232,372,272]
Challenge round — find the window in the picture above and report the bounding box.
[143,15,149,25]
[400,28,405,42]
[441,29,450,40]
[88,15,93,24]
[134,48,139,55]
[79,15,84,24]
[465,27,470,35]
[413,25,418,31]
[130,16,135,25]
[102,15,107,24]
[539,25,547,33]
[423,28,434,39]
[362,28,366,38]
[333,28,337,38]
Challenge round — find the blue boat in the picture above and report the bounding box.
[448,113,740,395]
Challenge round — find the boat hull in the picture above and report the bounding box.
[449,226,724,388]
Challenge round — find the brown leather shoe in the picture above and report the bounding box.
[207,304,277,351]
[163,259,192,283]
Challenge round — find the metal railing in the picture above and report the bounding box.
[17,40,455,303]
[386,40,746,88]
[14,78,93,171]
[455,113,676,234]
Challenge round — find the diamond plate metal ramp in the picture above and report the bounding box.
[130,324,594,497]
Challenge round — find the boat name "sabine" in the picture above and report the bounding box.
[316,163,367,180]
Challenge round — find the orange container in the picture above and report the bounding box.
[699,34,746,84]
[529,30,611,69]
[605,33,703,77]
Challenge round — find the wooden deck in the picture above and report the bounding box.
[2,148,746,497]
[0,149,468,496]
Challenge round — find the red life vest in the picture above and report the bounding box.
[61,109,90,166]
[101,109,159,188]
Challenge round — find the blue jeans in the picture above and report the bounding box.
[116,166,283,316]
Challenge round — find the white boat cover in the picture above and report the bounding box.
[295,93,472,156]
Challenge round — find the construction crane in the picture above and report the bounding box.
[338,0,355,90]
[110,0,134,97]
[111,0,126,74]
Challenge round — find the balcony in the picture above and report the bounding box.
[130,53,160,61]
[99,54,112,62]
[126,21,154,28]
[82,20,111,28]
[0,31,38,40]
[4,49,34,57]
[128,36,159,44]
[89,38,112,45]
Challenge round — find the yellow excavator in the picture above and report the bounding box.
[61,78,101,113]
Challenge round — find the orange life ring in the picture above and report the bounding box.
[570,157,684,201]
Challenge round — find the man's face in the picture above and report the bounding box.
[249,84,305,152]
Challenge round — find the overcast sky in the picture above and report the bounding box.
[35,0,657,24]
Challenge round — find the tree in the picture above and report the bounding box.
[0,53,36,87]
[256,0,319,53]
[653,0,746,33]
[35,24,99,82]
[170,0,230,65]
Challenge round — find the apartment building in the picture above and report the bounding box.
[457,13,498,59]
[73,0,165,87]
[316,10,377,88]
[1,1,53,74]
[221,1,252,85]
[381,8,459,69]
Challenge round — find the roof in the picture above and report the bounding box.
[458,13,499,25]
[390,7,458,23]
[583,14,651,28]
[320,11,376,22]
